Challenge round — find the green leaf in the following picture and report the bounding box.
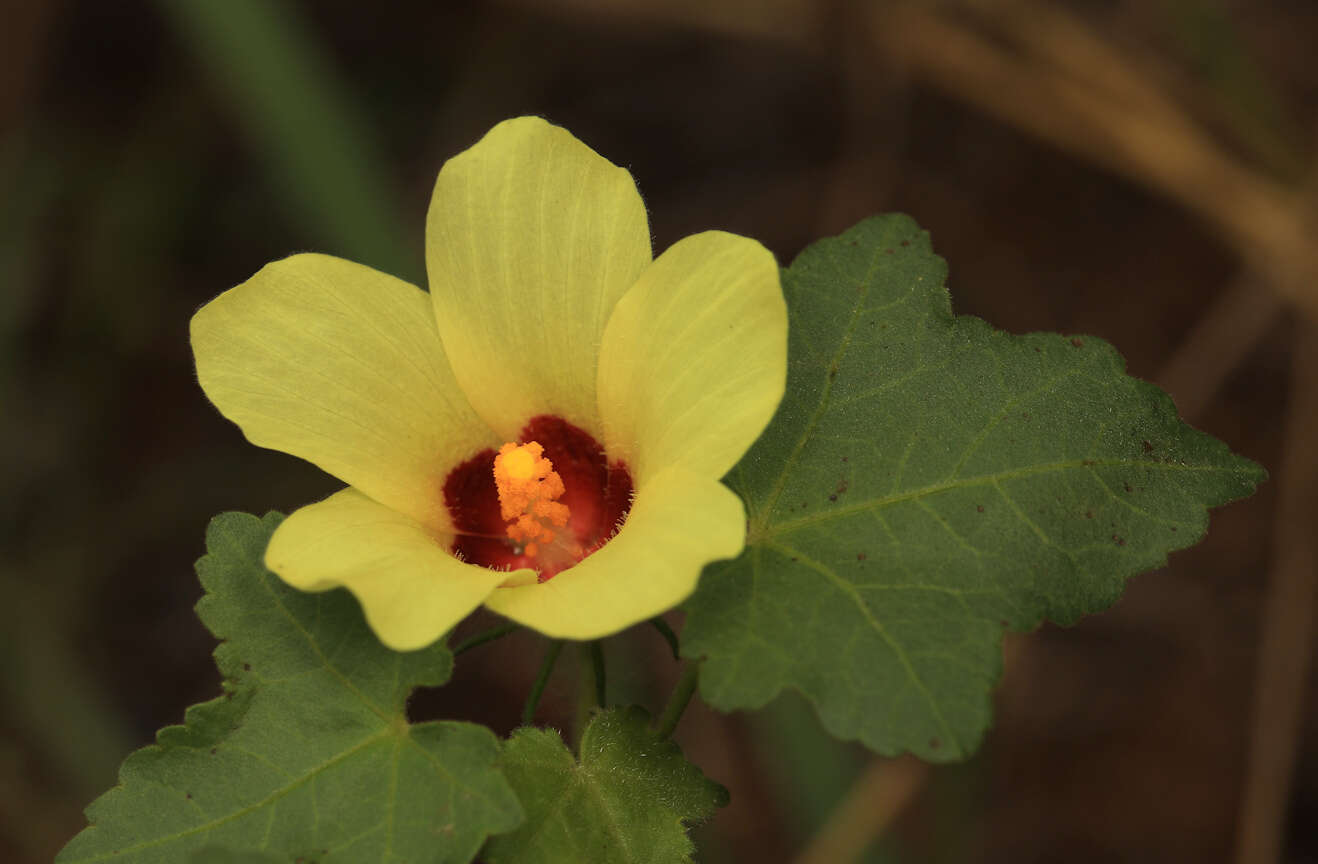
[484,707,727,864]
[683,214,1265,761]
[59,512,522,864]
[189,849,283,864]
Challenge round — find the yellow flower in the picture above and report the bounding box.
[190,117,787,650]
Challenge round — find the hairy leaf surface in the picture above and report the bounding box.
[683,215,1265,760]
[484,707,726,864]
[59,512,521,863]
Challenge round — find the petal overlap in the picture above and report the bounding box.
[193,117,787,649]
[267,488,510,651]
[425,116,652,441]
[598,231,787,483]
[192,253,497,529]
[483,467,746,638]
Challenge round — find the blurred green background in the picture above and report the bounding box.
[3,1,1315,862]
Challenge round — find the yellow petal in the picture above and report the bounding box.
[191,253,496,529]
[267,488,513,651]
[483,467,745,639]
[425,116,652,441]
[598,231,787,483]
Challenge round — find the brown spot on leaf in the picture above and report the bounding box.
[1082,459,1096,466]
[1112,534,1126,546]
[976,504,985,513]
[243,663,251,672]
[829,494,838,502]
[1085,510,1094,519]
[1071,337,1084,347]
[1123,483,1133,493]
[900,239,910,247]
[929,737,941,749]
[885,248,895,254]
[1142,440,1154,454]
[857,552,867,561]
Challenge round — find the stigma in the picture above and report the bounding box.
[493,441,573,560]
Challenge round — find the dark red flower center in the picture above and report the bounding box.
[443,415,633,581]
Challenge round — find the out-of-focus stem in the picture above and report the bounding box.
[792,755,928,864]
[1235,327,1318,864]
[648,616,681,660]
[521,640,563,726]
[655,660,701,739]
[453,622,518,657]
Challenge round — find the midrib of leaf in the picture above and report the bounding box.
[762,536,959,749]
[943,367,1087,478]
[488,748,572,858]
[498,744,641,864]
[68,537,431,862]
[580,761,636,863]
[68,731,392,863]
[690,214,1267,765]
[383,735,401,861]
[256,563,391,722]
[253,530,506,818]
[736,446,1252,756]
[751,456,1244,543]
[1088,468,1189,526]
[752,256,875,530]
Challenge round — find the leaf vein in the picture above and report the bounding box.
[764,538,958,749]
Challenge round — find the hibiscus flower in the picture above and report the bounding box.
[191,116,787,650]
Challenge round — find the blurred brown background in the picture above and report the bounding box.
[2,1,1315,862]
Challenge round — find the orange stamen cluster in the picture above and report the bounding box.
[492,441,570,558]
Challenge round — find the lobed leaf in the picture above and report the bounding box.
[59,511,521,863]
[483,707,726,864]
[683,214,1265,761]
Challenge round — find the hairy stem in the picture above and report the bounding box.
[521,640,563,726]
[573,641,605,752]
[453,622,518,657]
[655,660,701,739]
[648,616,680,660]
[588,640,606,707]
